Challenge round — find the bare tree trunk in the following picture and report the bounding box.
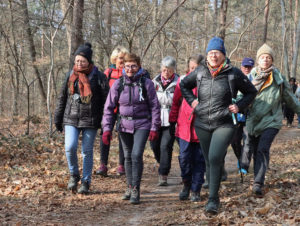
[262,0,270,43]
[21,0,47,103]
[106,0,112,55]
[60,0,74,64]
[219,0,228,40]
[291,17,300,79]
[280,0,290,78]
[213,0,219,33]
[69,0,84,69]
[204,0,209,50]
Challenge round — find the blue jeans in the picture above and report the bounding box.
[178,138,205,192]
[119,130,150,188]
[65,125,97,184]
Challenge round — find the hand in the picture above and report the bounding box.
[191,99,199,109]
[148,130,159,141]
[228,104,239,114]
[169,122,176,137]
[55,123,63,132]
[102,131,112,145]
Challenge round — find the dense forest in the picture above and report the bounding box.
[0,0,300,126]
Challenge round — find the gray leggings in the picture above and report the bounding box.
[119,129,150,188]
[195,126,235,199]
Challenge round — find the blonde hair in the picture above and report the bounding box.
[110,46,129,64]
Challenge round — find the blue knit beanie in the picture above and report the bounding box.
[206,37,226,56]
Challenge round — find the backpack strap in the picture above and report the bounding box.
[107,68,113,82]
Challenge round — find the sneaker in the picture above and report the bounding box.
[130,187,140,204]
[67,175,80,191]
[287,123,292,128]
[179,182,191,200]
[95,164,108,177]
[117,165,125,176]
[203,180,209,189]
[252,183,263,196]
[158,175,168,186]
[239,168,248,175]
[190,192,201,202]
[122,186,132,200]
[205,198,220,214]
[78,181,90,194]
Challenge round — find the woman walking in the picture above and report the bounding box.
[102,53,161,204]
[96,46,129,176]
[169,54,206,202]
[151,56,179,186]
[54,43,108,194]
[180,37,257,213]
[246,43,300,196]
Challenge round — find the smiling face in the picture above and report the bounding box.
[207,50,226,68]
[74,55,89,70]
[258,54,273,70]
[124,61,139,77]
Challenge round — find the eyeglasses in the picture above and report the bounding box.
[125,65,138,70]
[207,51,222,57]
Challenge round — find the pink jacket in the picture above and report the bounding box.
[169,75,199,143]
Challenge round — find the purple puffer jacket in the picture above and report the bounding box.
[102,68,161,133]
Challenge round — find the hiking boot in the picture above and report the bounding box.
[221,167,228,181]
[130,187,140,204]
[179,182,191,200]
[205,198,220,214]
[252,183,263,196]
[95,164,108,177]
[117,165,125,176]
[158,175,168,186]
[122,186,132,200]
[190,191,201,202]
[203,180,209,189]
[67,175,80,191]
[78,181,90,194]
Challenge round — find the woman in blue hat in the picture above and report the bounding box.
[180,37,257,214]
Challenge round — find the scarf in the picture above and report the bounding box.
[252,65,274,91]
[207,59,227,78]
[161,73,175,87]
[68,64,93,104]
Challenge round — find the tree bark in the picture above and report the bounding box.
[262,0,270,43]
[21,0,47,102]
[280,0,290,78]
[219,0,228,40]
[291,17,300,79]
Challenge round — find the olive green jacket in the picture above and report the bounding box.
[246,67,300,137]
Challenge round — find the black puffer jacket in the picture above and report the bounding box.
[180,60,257,131]
[54,66,109,129]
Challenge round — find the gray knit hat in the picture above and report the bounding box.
[256,43,274,60]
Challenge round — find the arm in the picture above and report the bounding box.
[169,78,182,123]
[54,72,70,125]
[282,78,300,115]
[101,79,120,132]
[234,70,257,112]
[146,79,161,131]
[179,70,198,107]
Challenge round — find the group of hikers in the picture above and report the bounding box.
[54,37,300,214]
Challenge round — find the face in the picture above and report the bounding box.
[124,61,139,77]
[74,55,89,70]
[188,60,198,73]
[207,50,226,67]
[116,52,125,69]
[161,66,174,79]
[258,54,273,69]
[241,65,253,75]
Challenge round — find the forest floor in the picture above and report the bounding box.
[0,117,299,225]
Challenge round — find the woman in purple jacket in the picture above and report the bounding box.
[102,53,161,204]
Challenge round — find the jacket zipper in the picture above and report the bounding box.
[208,78,214,130]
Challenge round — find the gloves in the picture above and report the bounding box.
[148,130,159,141]
[102,131,112,145]
[169,122,176,137]
[55,123,63,132]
